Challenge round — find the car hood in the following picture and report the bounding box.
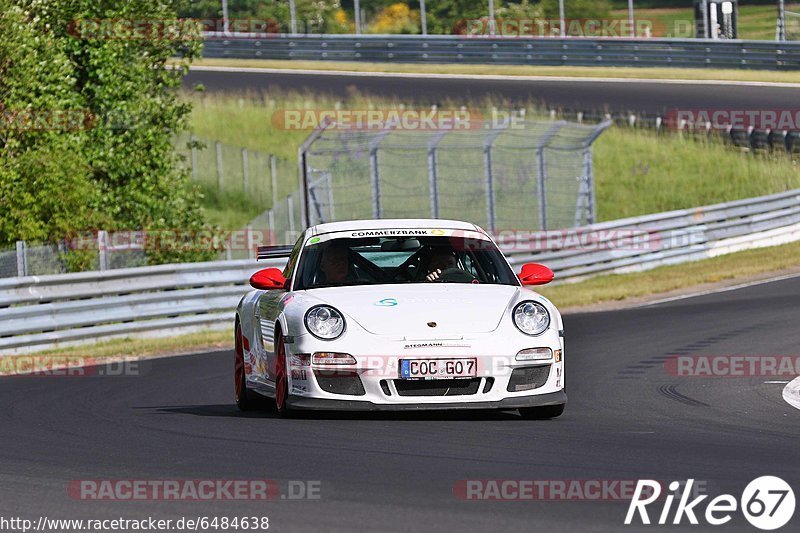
[304,284,521,337]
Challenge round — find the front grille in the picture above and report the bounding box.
[393,378,481,397]
[507,365,551,392]
[313,370,366,396]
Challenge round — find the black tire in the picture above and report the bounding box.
[234,321,254,411]
[518,403,565,420]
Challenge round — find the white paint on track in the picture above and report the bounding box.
[783,376,800,411]
[189,65,800,88]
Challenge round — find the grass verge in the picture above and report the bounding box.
[17,329,230,360]
[187,58,800,85]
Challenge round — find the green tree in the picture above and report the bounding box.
[1,0,214,266]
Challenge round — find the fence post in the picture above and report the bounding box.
[190,134,198,181]
[427,131,447,219]
[327,172,336,222]
[215,141,223,193]
[242,148,249,195]
[98,230,109,271]
[585,148,597,224]
[246,224,255,260]
[483,144,496,233]
[534,121,568,231]
[268,209,276,245]
[369,147,382,219]
[270,154,278,208]
[15,240,28,277]
[287,194,295,234]
[428,143,439,218]
[536,148,547,231]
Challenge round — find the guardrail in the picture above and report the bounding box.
[501,188,800,280]
[202,34,800,70]
[2,188,799,353]
[0,259,283,353]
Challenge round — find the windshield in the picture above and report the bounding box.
[293,234,518,290]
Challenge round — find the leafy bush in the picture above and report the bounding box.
[0,0,215,267]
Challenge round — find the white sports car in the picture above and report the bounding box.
[234,219,566,419]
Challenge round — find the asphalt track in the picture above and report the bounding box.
[1,276,799,532]
[184,68,800,114]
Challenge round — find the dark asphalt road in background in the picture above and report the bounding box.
[184,68,800,114]
[1,276,798,532]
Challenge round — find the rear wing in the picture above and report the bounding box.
[257,245,293,261]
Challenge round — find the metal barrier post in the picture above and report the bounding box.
[98,231,109,271]
[15,241,28,277]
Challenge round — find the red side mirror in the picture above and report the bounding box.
[518,263,554,286]
[250,268,287,290]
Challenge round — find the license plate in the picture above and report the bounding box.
[399,358,477,380]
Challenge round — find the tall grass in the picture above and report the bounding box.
[593,128,800,220]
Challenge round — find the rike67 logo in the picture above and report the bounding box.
[625,477,795,530]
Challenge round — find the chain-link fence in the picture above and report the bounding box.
[1,233,151,279]
[786,10,800,40]
[174,133,291,210]
[297,119,610,233]
[0,241,71,278]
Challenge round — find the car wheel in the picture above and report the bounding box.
[518,403,565,420]
[235,322,253,411]
[274,329,293,418]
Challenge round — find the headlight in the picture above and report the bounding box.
[305,305,345,340]
[513,301,550,336]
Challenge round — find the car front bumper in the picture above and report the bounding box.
[286,390,567,411]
